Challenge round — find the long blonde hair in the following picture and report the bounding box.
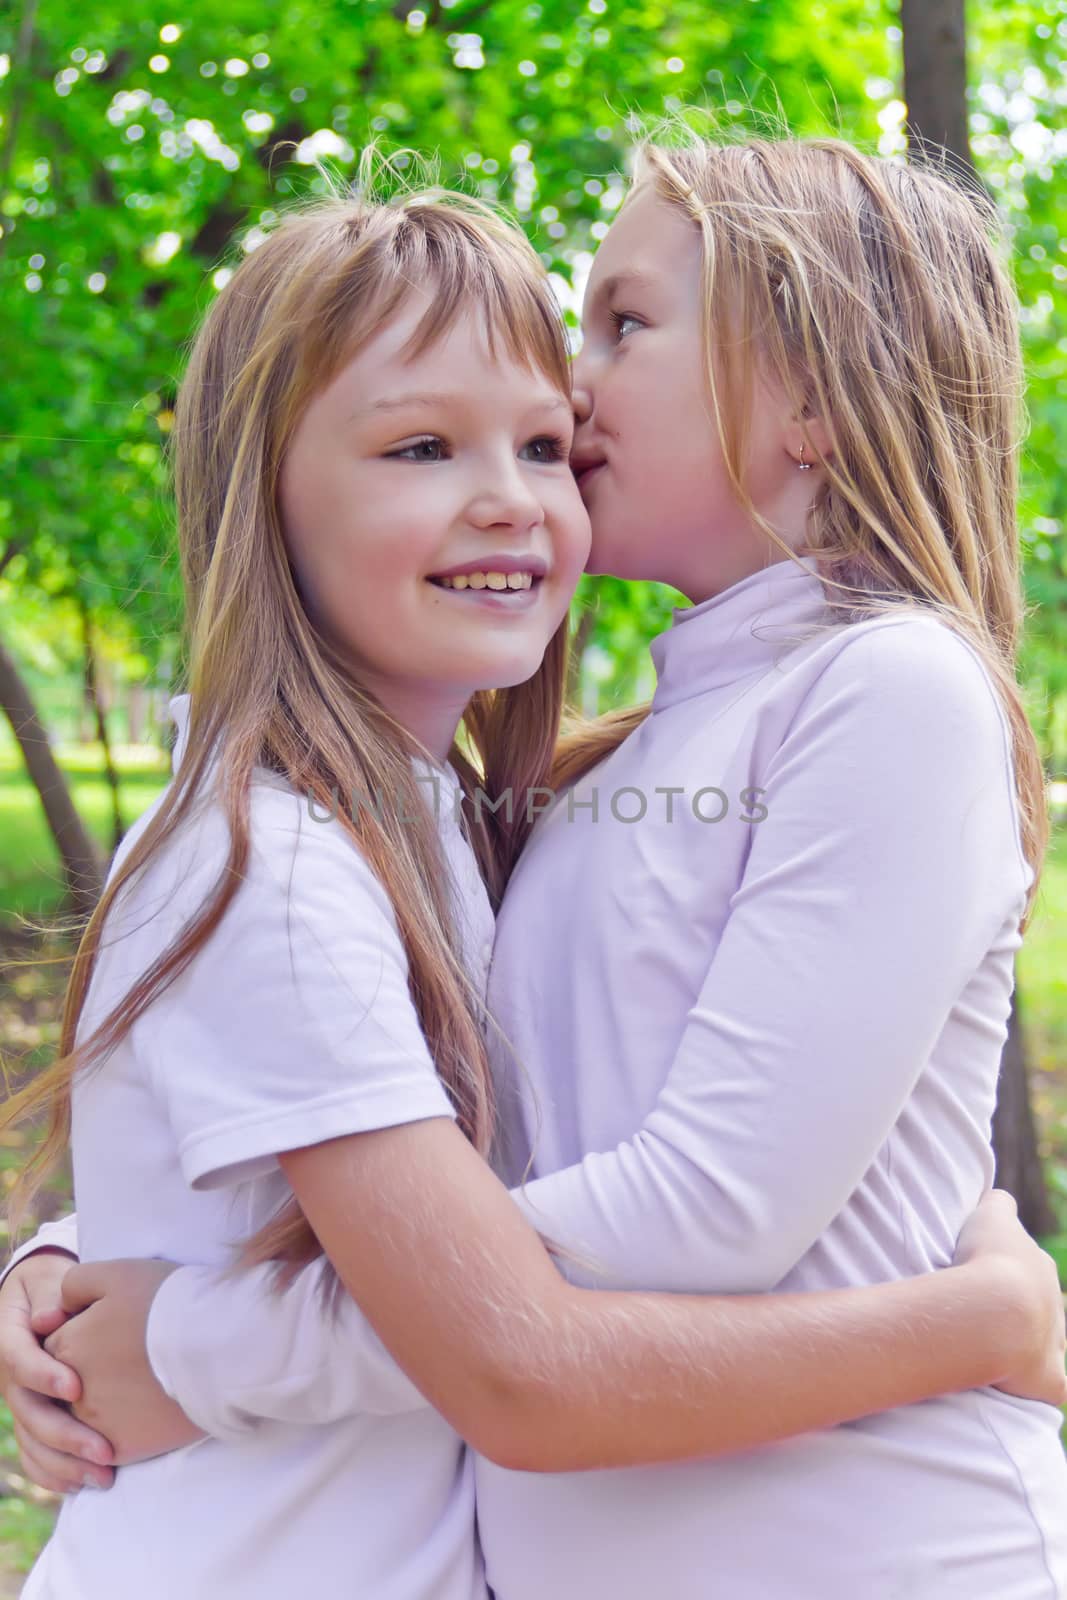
[554,133,1048,920]
[3,169,573,1302]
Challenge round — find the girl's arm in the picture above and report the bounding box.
[1,1216,80,1285]
[0,1233,428,1444]
[235,1124,1064,1470]
[43,1133,1064,1475]
[505,621,1038,1293]
[145,1256,427,1434]
[12,1175,1064,1481]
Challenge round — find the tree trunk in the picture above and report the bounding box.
[127,682,148,745]
[0,633,103,923]
[79,598,124,851]
[992,992,1058,1237]
[900,0,970,168]
[900,0,1054,1236]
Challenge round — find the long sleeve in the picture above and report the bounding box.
[0,1211,422,1440]
[1,1213,80,1286]
[145,1258,428,1441]
[507,619,1030,1293]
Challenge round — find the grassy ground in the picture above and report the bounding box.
[0,744,170,921]
[0,746,1063,1582]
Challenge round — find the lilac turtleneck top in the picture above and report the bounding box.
[474,557,1067,1599]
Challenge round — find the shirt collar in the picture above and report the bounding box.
[168,693,192,773]
[649,555,832,711]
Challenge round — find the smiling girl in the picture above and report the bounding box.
[1,156,1065,1600]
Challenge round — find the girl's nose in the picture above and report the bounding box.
[468,463,543,532]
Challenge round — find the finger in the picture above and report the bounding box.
[9,1386,114,1467]
[58,1261,119,1318]
[9,1331,81,1405]
[12,1440,80,1497]
[14,1425,114,1495]
[986,1188,1019,1218]
[29,1305,72,1341]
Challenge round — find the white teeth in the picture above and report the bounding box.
[436,571,537,591]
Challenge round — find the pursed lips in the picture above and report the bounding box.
[570,446,608,490]
[573,461,606,491]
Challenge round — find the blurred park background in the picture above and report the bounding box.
[0,0,1065,1580]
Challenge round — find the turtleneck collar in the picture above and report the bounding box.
[649,555,832,712]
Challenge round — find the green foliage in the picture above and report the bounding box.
[2,0,1064,737]
[0,0,883,702]
[964,3,1067,757]
[2,0,1064,744]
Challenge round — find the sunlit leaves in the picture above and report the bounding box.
[0,0,1063,731]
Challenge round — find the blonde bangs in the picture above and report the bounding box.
[390,207,571,396]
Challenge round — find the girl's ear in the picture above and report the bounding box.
[784,412,834,469]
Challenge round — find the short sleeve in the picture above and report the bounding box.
[131,786,456,1191]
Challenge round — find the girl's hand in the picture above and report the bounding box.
[953,1189,1067,1406]
[0,1250,115,1493]
[42,1259,207,1467]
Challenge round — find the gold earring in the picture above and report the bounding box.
[797,441,813,471]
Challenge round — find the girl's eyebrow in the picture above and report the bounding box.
[355,392,572,418]
[363,392,465,414]
[591,268,655,307]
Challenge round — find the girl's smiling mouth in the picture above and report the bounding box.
[427,553,547,608]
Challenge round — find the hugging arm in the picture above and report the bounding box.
[8,1133,1060,1480]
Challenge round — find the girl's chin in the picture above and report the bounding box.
[452,647,552,694]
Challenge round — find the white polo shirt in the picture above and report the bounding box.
[16,710,491,1600]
